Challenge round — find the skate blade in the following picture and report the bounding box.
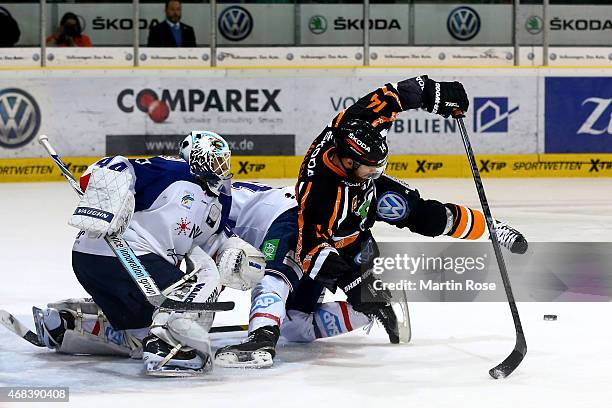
[145,367,205,377]
[215,350,273,368]
[144,356,210,377]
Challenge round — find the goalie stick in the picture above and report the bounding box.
[38,135,233,313]
[0,308,247,348]
[0,309,44,347]
[455,117,527,379]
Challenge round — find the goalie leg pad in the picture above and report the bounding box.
[143,247,222,376]
[144,310,213,376]
[33,299,145,358]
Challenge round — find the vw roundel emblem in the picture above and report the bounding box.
[447,6,481,41]
[376,192,409,222]
[0,88,41,149]
[218,6,253,42]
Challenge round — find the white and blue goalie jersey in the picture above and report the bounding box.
[73,156,232,265]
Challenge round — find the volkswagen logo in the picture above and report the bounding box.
[218,6,253,42]
[447,6,481,41]
[0,88,41,149]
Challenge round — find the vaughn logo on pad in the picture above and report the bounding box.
[74,207,114,222]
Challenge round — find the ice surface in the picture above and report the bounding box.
[1,179,611,408]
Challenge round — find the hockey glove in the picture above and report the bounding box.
[339,268,392,314]
[421,79,469,118]
[217,237,266,291]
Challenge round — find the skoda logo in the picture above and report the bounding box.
[218,6,253,42]
[309,15,327,34]
[525,15,543,35]
[447,6,481,41]
[0,88,41,149]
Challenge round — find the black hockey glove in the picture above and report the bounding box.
[421,79,469,118]
[339,268,392,314]
[338,269,400,344]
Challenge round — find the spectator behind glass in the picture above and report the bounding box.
[147,0,196,47]
[47,12,92,47]
[0,6,21,46]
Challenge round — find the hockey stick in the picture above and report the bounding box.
[0,309,45,347]
[455,117,527,379]
[38,135,233,313]
[0,308,246,348]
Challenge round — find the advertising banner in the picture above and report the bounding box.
[106,134,295,156]
[545,77,612,153]
[3,154,612,183]
[139,48,211,67]
[215,47,363,67]
[1,69,610,160]
[4,3,612,48]
[0,48,42,68]
[45,47,134,67]
[216,4,294,46]
[414,4,512,45]
[518,5,612,46]
[0,74,293,159]
[299,4,409,46]
[370,47,515,66]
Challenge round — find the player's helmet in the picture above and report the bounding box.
[179,130,231,195]
[334,119,388,178]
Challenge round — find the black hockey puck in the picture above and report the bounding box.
[544,314,557,321]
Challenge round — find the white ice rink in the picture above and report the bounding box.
[1,178,611,408]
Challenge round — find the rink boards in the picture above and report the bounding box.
[2,153,612,183]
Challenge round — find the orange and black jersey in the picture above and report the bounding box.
[295,76,428,290]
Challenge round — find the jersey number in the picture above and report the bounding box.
[95,157,128,172]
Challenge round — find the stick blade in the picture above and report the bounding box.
[159,299,235,312]
[0,309,45,347]
[489,341,527,379]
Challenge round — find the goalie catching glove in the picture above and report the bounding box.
[217,236,266,290]
[68,166,135,237]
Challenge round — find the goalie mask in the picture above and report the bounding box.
[179,131,231,196]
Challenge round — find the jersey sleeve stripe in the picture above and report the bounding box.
[302,243,329,274]
[308,246,337,280]
[465,209,486,240]
[450,205,469,239]
[334,110,345,128]
[296,181,313,266]
[329,186,343,232]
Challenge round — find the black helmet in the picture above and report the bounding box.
[334,119,388,167]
